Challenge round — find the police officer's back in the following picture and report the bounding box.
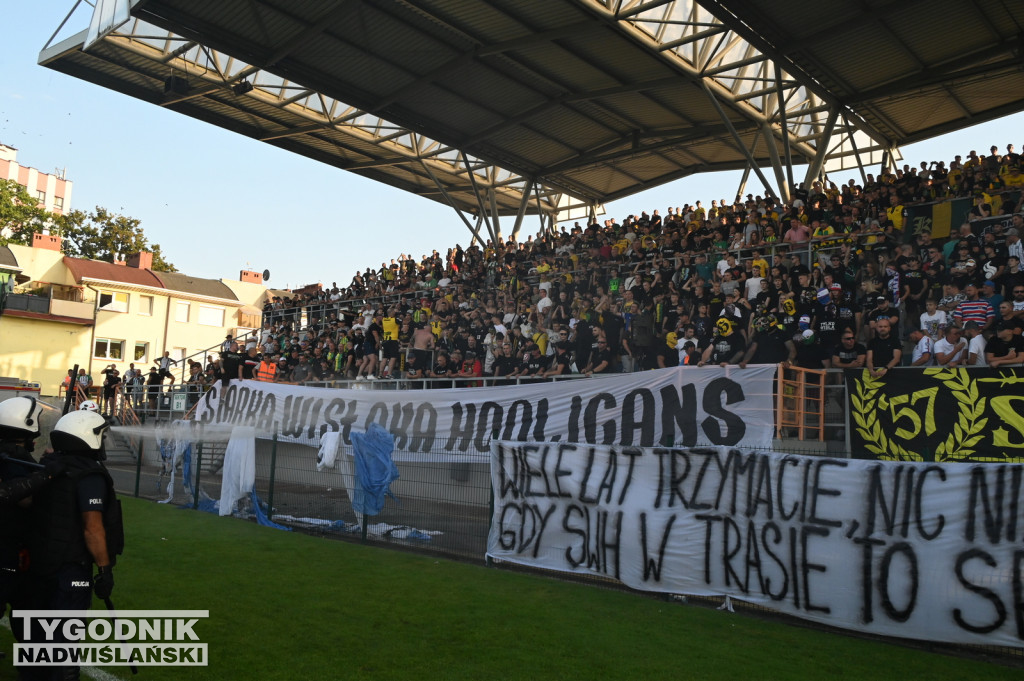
[30,410,118,607]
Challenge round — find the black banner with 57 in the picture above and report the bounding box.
[846,367,1024,462]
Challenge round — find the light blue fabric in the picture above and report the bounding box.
[181,443,193,493]
[350,423,399,516]
[250,490,291,531]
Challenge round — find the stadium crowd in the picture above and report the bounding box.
[105,144,1024,402]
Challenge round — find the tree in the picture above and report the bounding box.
[0,179,49,243]
[0,180,175,271]
[55,207,175,271]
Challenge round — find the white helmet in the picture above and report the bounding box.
[50,410,109,454]
[0,396,44,440]
[79,400,100,412]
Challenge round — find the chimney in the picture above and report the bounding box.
[240,270,263,284]
[32,233,62,251]
[127,252,153,269]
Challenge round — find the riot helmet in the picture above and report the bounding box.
[0,396,45,443]
[50,410,109,459]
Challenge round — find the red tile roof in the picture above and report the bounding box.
[63,257,165,288]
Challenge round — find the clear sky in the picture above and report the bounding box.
[4,3,1024,289]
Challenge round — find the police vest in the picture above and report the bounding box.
[30,455,122,575]
[0,441,34,555]
[256,361,277,382]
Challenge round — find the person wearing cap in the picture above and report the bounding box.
[866,293,899,340]
[985,321,1024,367]
[949,243,977,290]
[98,365,121,416]
[980,277,1004,310]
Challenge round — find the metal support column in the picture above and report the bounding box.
[774,63,796,196]
[511,184,531,241]
[463,156,496,244]
[531,181,548,239]
[802,109,839,188]
[762,122,789,203]
[734,129,762,201]
[419,160,484,245]
[843,114,869,184]
[702,82,776,198]
[487,189,502,244]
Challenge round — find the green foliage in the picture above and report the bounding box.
[0,178,49,243]
[54,207,175,271]
[0,179,175,271]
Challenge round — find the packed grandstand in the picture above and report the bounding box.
[98,145,1024,404]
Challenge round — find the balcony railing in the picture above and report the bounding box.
[2,293,94,319]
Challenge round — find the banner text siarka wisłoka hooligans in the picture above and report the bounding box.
[193,366,777,452]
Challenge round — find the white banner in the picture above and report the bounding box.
[192,366,776,453]
[487,442,1024,648]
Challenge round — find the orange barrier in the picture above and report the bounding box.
[776,364,827,441]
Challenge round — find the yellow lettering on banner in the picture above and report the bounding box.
[880,388,939,441]
[989,396,1024,448]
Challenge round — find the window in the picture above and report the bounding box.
[36,190,45,203]
[138,295,154,316]
[175,301,190,323]
[94,338,125,361]
[54,196,64,211]
[134,342,149,363]
[198,304,225,327]
[98,291,129,313]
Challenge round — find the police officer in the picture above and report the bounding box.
[27,410,120,681]
[0,397,65,639]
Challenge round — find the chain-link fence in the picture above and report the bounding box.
[106,426,493,561]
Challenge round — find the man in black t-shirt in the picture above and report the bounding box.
[698,318,746,367]
[523,345,550,378]
[585,339,614,374]
[741,322,793,366]
[985,323,1024,367]
[831,331,867,368]
[145,367,164,410]
[220,341,244,386]
[492,344,519,378]
[867,319,902,378]
[241,347,261,379]
[543,341,573,377]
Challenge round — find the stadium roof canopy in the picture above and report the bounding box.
[40,0,1024,240]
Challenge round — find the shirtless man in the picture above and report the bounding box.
[411,322,435,378]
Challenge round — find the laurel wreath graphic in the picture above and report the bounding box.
[850,369,921,461]
[924,368,987,462]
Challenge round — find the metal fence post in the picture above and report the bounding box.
[193,435,204,510]
[266,427,279,521]
[134,440,144,498]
